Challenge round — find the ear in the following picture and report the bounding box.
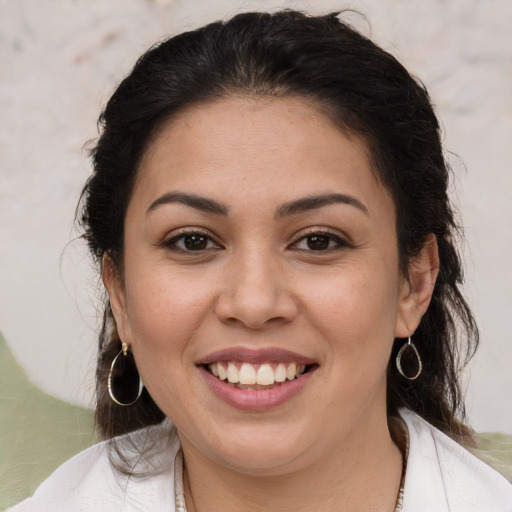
[395,234,440,338]
[102,253,133,344]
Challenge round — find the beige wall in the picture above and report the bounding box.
[1,0,511,433]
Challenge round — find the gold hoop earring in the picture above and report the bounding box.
[396,336,422,380]
[108,342,143,406]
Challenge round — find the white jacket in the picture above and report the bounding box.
[8,410,512,512]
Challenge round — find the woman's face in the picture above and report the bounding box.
[107,96,419,475]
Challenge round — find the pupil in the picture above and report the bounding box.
[307,235,329,250]
[184,235,207,250]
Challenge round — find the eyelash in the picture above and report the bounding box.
[162,229,221,252]
[162,228,351,253]
[290,229,352,252]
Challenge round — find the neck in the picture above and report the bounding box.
[180,411,403,512]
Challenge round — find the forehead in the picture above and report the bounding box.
[134,96,391,215]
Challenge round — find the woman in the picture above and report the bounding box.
[9,10,512,512]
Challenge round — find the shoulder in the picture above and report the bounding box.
[6,421,180,512]
[400,409,512,512]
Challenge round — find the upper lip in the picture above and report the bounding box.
[196,347,317,366]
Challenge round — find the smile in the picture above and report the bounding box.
[207,361,308,389]
[197,348,318,410]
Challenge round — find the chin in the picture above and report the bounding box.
[200,422,316,476]
[217,446,306,476]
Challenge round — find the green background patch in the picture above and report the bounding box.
[0,333,97,509]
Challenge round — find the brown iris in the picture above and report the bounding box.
[306,235,330,250]
[184,234,208,250]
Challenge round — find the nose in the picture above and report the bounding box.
[214,247,299,330]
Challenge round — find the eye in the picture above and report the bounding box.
[164,231,220,252]
[291,231,350,252]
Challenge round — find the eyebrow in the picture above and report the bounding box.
[276,193,369,218]
[147,192,229,216]
[146,191,368,218]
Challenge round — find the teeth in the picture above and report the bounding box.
[207,361,308,386]
[239,363,257,385]
[274,363,287,382]
[256,364,274,385]
[217,363,227,381]
[227,362,238,383]
[286,363,297,380]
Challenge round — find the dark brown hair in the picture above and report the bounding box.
[79,10,478,442]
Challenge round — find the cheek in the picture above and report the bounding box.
[121,269,216,423]
[122,263,216,368]
[301,261,400,363]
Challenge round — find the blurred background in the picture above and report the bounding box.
[1,0,511,487]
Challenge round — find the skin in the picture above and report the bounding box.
[104,96,439,512]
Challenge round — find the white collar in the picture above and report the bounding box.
[400,408,512,511]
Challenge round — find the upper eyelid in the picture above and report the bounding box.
[162,227,222,247]
[164,226,216,239]
[291,227,350,242]
[288,231,352,252]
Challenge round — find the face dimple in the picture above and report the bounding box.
[110,95,406,474]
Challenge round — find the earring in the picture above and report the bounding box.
[108,342,143,406]
[396,336,422,380]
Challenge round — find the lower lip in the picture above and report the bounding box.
[199,366,316,411]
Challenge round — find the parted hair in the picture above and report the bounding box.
[79,10,478,442]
